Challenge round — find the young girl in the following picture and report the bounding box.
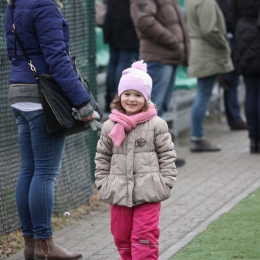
[95,60,177,260]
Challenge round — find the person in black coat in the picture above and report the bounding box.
[217,0,247,131]
[102,0,139,112]
[231,0,260,153]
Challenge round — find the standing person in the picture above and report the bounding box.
[130,0,190,167]
[95,60,177,259]
[103,0,139,112]
[231,0,260,153]
[217,0,247,131]
[4,0,99,259]
[185,0,234,152]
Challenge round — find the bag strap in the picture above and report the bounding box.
[12,3,38,76]
[12,3,16,58]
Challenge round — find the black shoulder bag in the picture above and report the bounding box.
[257,9,260,30]
[11,5,103,136]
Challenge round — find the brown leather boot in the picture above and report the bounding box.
[23,236,35,260]
[34,237,82,260]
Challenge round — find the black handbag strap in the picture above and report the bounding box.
[12,3,38,76]
[12,3,16,59]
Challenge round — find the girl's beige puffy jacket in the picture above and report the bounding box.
[95,116,177,207]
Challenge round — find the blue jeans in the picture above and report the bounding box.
[191,75,217,139]
[243,75,260,138]
[106,46,139,106]
[223,70,244,126]
[148,62,177,118]
[11,108,65,240]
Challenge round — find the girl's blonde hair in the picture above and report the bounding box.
[110,95,150,113]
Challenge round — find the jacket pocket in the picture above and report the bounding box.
[99,175,127,205]
[133,172,171,204]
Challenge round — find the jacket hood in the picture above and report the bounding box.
[7,0,67,9]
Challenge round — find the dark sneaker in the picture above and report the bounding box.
[249,138,260,154]
[175,158,186,167]
[230,121,247,131]
[190,139,221,152]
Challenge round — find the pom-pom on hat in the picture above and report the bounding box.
[118,60,152,101]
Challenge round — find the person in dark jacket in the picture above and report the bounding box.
[231,0,260,153]
[217,0,247,131]
[130,0,189,167]
[130,0,190,119]
[4,0,98,259]
[102,0,139,112]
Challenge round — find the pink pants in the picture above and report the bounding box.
[110,202,161,260]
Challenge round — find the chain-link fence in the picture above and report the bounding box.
[0,0,98,235]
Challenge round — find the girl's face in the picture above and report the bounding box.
[121,90,145,115]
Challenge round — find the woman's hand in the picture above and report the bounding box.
[72,108,102,131]
[72,103,94,121]
[81,114,94,122]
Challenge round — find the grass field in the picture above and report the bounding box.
[170,188,260,260]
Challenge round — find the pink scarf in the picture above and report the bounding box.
[108,106,157,147]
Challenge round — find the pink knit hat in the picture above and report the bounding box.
[118,60,153,101]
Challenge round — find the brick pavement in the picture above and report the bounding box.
[8,116,260,260]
